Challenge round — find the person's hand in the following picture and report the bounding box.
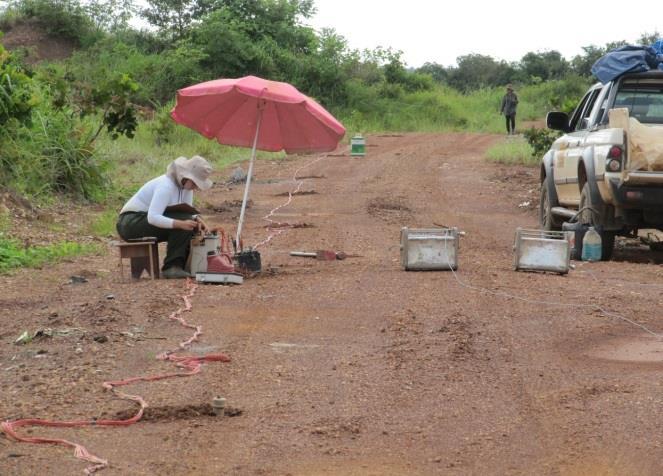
[175,219,199,231]
[194,216,209,233]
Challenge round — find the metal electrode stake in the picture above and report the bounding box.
[236,100,265,248]
[212,396,226,416]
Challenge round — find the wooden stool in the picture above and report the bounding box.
[114,237,160,280]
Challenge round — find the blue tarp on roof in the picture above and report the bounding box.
[591,46,660,83]
[591,44,663,84]
[653,40,663,55]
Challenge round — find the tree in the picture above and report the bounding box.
[571,45,605,77]
[141,0,200,40]
[215,0,316,52]
[447,54,517,91]
[604,40,628,52]
[85,0,136,33]
[299,28,351,105]
[416,62,449,84]
[520,50,569,82]
[637,31,662,46]
[191,0,317,79]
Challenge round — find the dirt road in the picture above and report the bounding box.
[2,133,663,475]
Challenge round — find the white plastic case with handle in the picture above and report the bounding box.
[400,227,459,271]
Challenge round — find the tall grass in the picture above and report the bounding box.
[337,79,586,136]
[1,107,107,202]
[86,208,118,236]
[95,108,285,200]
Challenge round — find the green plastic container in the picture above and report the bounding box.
[350,135,366,156]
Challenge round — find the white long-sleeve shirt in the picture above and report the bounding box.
[120,175,193,229]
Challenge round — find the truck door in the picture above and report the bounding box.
[553,86,602,206]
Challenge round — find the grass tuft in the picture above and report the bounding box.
[87,208,119,237]
[485,137,537,166]
[0,237,99,273]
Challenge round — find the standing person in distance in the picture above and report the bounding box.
[500,84,519,135]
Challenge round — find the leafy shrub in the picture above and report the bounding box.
[0,42,37,126]
[378,82,404,99]
[522,127,561,159]
[402,72,434,92]
[145,43,208,103]
[81,72,139,140]
[150,102,176,145]
[66,40,206,106]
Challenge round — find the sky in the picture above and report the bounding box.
[307,0,662,68]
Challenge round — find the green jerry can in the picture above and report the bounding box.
[350,135,366,157]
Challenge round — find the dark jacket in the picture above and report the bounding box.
[500,91,519,116]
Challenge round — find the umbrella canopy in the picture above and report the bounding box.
[170,75,346,248]
[170,75,346,153]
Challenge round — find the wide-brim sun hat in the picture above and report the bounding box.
[168,156,213,191]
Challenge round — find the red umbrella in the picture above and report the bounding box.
[171,75,346,245]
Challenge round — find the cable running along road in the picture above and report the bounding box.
[1,279,230,474]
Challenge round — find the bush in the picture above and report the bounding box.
[522,127,561,159]
[150,102,176,145]
[0,42,37,126]
[66,40,207,106]
[4,107,107,199]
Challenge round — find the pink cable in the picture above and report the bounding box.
[1,279,230,474]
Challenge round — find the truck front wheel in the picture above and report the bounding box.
[579,182,615,260]
[540,179,562,231]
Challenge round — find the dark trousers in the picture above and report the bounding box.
[505,114,516,134]
[116,211,194,270]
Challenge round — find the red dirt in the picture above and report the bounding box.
[1,20,76,64]
[2,133,663,475]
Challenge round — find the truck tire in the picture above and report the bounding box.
[539,179,562,231]
[579,182,615,260]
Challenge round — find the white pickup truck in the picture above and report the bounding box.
[540,71,663,260]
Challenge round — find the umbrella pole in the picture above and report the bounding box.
[236,108,264,248]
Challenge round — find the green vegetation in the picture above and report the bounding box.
[485,137,537,166]
[86,208,118,236]
[522,127,563,160]
[0,236,98,273]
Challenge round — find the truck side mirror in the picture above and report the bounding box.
[546,111,570,132]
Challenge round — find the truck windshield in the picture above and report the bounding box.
[614,85,663,124]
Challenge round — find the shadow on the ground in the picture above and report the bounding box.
[612,245,663,265]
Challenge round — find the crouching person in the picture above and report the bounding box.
[116,156,213,279]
